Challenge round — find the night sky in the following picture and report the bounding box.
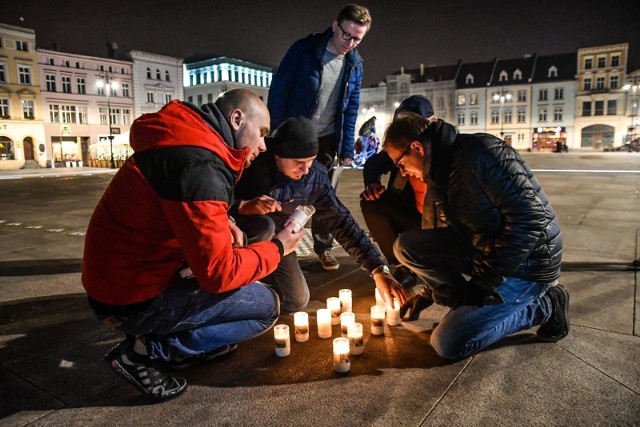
[1,0,638,87]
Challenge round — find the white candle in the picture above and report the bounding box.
[386,298,401,326]
[333,337,350,373]
[370,305,385,336]
[348,322,364,355]
[274,324,290,357]
[339,289,352,313]
[327,297,341,325]
[294,312,309,342]
[375,287,385,307]
[317,308,332,339]
[340,311,355,338]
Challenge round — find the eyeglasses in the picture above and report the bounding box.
[392,146,411,169]
[337,22,363,45]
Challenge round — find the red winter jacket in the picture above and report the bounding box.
[82,100,281,306]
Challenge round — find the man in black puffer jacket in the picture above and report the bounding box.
[386,113,568,361]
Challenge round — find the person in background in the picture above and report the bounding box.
[267,4,371,271]
[82,89,305,401]
[359,95,436,288]
[232,116,406,312]
[384,113,568,361]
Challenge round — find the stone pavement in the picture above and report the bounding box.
[0,152,639,426]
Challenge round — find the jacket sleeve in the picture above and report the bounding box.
[339,65,362,159]
[161,199,281,294]
[267,41,303,131]
[470,149,547,292]
[362,151,394,186]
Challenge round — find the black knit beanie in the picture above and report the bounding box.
[272,116,319,158]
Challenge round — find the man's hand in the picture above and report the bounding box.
[340,158,353,167]
[374,273,406,307]
[360,182,386,201]
[229,220,246,248]
[274,219,306,256]
[238,196,282,216]
[400,293,434,321]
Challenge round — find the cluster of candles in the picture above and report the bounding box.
[273,288,402,373]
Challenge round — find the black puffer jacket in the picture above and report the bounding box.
[422,120,562,293]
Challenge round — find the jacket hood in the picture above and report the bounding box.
[130,100,248,173]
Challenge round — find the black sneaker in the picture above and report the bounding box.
[105,340,187,401]
[537,284,570,342]
[320,251,339,271]
[393,265,418,289]
[167,344,238,370]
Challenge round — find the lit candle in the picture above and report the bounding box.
[294,312,309,343]
[348,322,364,355]
[370,305,385,336]
[273,324,290,357]
[339,289,352,312]
[317,308,332,339]
[332,337,350,373]
[327,297,341,325]
[375,287,385,307]
[340,311,355,338]
[386,298,401,326]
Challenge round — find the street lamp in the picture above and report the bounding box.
[492,88,512,139]
[96,72,118,169]
[623,77,639,143]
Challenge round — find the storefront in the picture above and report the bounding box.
[532,127,566,152]
[50,135,89,166]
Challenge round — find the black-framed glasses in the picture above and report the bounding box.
[337,21,362,45]
[392,146,411,169]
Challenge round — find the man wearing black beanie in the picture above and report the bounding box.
[232,116,406,312]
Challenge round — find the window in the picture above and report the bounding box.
[18,65,31,84]
[61,105,76,123]
[97,85,105,96]
[77,78,86,94]
[47,58,55,65]
[188,96,193,102]
[499,70,507,82]
[65,61,70,67]
[62,76,72,93]
[585,58,592,69]
[548,66,557,78]
[457,94,466,106]
[518,90,527,102]
[146,68,151,79]
[554,88,564,100]
[514,69,522,80]
[46,74,56,92]
[78,106,88,124]
[539,108,547,122]
[122,109,131,126]
[539,89,547,101]
[110,108,120,125]
[607,100,617,115]
[470,94,478,105]
[504,109,512,123]
[517,108,526,123]
[0,98,9,117]
[156,69,161,80]
[16,40,28,51]
[99,107,108,125]
[611,55,620,67]
[197,94,203,106]
[207,93,213,103]
[165,94,172,103]
[109,85,117,97]
[0,63,6,82]
[582,101,591,116]
[0,137,14,160]
[597,57,605,68]
[518,134,525,144]
[554,107,563,121]
[147,92,154,103]
[465,74,474,85]
[594,100,604,115]
[76,62,81,69]
[457,112,465,126]
[596,77,605,90]
[491,110,499,124]
[583,78,592,90]
[122,83,129,97]
[165,70,170,81]
[470,111,478,125]
[49,105,59,122]
[610,75,618,89]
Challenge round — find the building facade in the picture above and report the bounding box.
[0,23,46,169]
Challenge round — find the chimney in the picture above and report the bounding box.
[420,63,425,76]
[400,66,404,74]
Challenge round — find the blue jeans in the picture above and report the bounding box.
[394,227,553,360]
[104,280,279,362]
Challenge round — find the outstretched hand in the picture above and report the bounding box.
[360,183,386,201]
[238,195,282,216]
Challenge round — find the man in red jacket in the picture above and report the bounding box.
[82,89,304,401]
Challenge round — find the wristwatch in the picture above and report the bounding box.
[370,264,390,277]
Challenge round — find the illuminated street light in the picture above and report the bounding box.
[623,77,639,143]
[493,88,512,139]
[96,72,119,169]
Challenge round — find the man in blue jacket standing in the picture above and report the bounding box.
[267,4,371,271]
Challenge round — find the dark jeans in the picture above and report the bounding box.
[394,227,553,360]
[360,189,421,265]
[313,133,338,255]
